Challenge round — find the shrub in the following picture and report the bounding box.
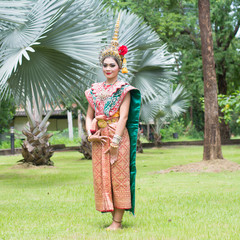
[0,128,81,149]
[160,118,185,139]
[0,138,23,149]
[185,122,204,139]
[49,128,81,146]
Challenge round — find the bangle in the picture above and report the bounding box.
[114,134,122,140]
[112,134,122,145]
[110,143,119,148]
[87,135,92,142]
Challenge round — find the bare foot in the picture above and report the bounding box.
[106,220,122,230]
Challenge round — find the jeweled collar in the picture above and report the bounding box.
[104,79,118,86]
[91,81,129,95]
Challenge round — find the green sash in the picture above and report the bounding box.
[126,89,141,215]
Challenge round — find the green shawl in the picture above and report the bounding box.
[126,89,141,215]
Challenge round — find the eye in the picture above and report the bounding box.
[110,64,116,67]
[103,64,107,67]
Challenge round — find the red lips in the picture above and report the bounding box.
[106,73,112,75]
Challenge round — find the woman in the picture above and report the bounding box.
[85,15,141,230]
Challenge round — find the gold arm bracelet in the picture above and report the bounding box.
[87,135,92,142]
[110,143,119,148]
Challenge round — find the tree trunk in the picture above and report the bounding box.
[19,100,54,166]
[190,105,193,125]
[147,123,150,141]
[79,134,92,159]
[78,114,92,159]
[137,130,143,153]
[67,110,73,140]
[20,121,54,166]
[198,0,223,160]
[219,110,231,140]
[78,109,83,138]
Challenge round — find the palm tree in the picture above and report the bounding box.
[0,0,105,165]
[1,1,188,163]
[140,84,190,144]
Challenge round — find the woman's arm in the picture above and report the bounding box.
[105,91,131,164]
[86,104,95,134]
[86,104,109,143]
[114,91,131,137]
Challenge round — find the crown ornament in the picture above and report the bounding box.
[99,13,128,74]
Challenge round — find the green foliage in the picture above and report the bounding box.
[0,128,81,149]
[160,118,204,140]
[0,98,15,134]
[218,91,240,125]
[211,0,240,94]
[229,113,240,136]
[0,0,31,31]
[0,138,23,149]
[185,122,204,139]
[200,92,240,137]
[160,118,185,139]
[49,128,81,146]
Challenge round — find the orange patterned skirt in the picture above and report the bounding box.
[91,122,131,212]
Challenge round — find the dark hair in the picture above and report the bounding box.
[102,56,121,68]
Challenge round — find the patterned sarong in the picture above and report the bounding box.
[92,121,131,212]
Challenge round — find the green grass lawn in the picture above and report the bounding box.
[139,135,204,143]
[0,146,240,240]
[161,136,203,142]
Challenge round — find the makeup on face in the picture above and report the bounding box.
[103,63,117,68]
[102,57,120,82]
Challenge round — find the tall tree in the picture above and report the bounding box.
[198,0,223,160]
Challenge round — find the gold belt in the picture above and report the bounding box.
[97,118,119,128]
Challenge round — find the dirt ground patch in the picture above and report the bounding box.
[11,163,55,169]
[157,159,240,174]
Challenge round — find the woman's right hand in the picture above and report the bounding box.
[88,130,109,144]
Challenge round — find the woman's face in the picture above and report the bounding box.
[102,57,120,81]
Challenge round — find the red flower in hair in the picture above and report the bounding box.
[118,45,128,55]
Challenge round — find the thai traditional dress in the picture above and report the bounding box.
[85,81,141,215]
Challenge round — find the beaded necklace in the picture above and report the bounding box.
[97,80,118,101]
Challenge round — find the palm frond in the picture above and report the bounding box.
[0,0,32,31]
[140,97,162,123]
[40,0,105,67]
[0,0,105,107]
[140,84,190,123]
[0,0,65,88]
[162,84,190,119]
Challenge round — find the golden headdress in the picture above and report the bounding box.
[99,13,128,74]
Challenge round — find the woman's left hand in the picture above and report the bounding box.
[104,144,119,165]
